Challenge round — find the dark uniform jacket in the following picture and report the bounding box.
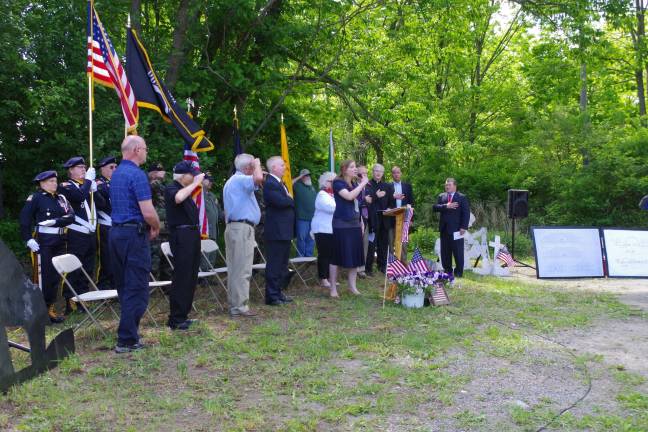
[19,190,75,241]
[58,179,105,233]
[96,176,112,225]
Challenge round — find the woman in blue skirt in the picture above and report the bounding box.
[329,159,369,297]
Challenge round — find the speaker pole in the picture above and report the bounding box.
[510,216,535,269]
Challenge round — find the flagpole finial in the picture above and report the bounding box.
[127,13,131,28]
[281,113,284,123]
[233,105,238,119]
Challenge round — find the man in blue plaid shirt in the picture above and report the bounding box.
[109,135,160,353]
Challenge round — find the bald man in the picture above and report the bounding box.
[110,135,160,353]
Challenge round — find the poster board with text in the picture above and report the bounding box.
[602,228,648,278]
[532,227,605,279]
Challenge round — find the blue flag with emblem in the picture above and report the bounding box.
[125,28,213,153]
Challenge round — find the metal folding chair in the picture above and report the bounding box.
[251,243,268,297]
[147,273,172,326]
[289,240,317,288]
[160,241,225,310]
[52,254,120,337]
[199,239,229,300]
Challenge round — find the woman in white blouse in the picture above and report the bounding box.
[311,172,337,287]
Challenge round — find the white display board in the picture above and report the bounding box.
[532,227,605,278]
[603,229,648,278]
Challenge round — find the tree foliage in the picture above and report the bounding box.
[1,0,647,228]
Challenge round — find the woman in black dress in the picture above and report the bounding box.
[329,160,369,297]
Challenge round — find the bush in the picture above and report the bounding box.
[0,219,28,263]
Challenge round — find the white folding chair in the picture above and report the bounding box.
[199,239,229,301]
[52,254,120,337]
[161,241,225,310]
[147,273,172,327]
[251,243,268,297]
[289,240,317,289]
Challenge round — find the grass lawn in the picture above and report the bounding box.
[2,271,647,431]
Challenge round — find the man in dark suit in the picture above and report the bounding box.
[365,163,393,274]
[263,156,296,305]
[433,178,470,277]
[389,166,415,261]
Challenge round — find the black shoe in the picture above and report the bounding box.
[279,295,293,303]
[365,271,374,277]
[115,342,145,353]
[168,319,198,330]
[266,300,285,306]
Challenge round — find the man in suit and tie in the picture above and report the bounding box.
[433,178,470,277]
[365,163,393,274]
[389,166,415,261]
[263,156,296,305]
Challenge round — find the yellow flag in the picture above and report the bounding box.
[280,121,294,196]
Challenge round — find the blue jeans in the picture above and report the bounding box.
[110,226,151,346]
[296,219,314,257]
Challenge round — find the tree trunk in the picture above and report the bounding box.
[638,0,648,122]
[469,39,483,145]
[637,69,647,118]
[130,0,142,34]
[165,0,193,90]
[0,169,4,219]
[579,61,588,112]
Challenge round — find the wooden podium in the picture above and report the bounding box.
[383,206,410,261]
[382,206,411,302]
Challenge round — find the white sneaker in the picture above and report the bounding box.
[320,279,331,288]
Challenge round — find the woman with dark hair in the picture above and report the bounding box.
[329,160,369,297]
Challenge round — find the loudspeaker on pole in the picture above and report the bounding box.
[507,189,529,219]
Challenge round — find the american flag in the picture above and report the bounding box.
[496,245,515,267]
[386,253,409,278]
[431,285,450,306]
[184,147,208,238]
[407,247,430,274]
[87,1,138,131]
[401,207,414,243]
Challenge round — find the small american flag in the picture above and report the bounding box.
[408,247,430,274]
[496,245,515,267]
[401,207,414,243]
[386,253,409,278]
[431,285,450,306]
[87,1,138,131]
[184,147,208,239]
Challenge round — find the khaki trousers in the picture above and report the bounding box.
[225,223,255,314]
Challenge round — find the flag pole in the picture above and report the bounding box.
[382,271,388,309]
[88,0,95,225]
[125,13,131,139]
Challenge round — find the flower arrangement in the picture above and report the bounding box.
[392,271,453,306]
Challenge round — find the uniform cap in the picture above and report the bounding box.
[173,161,200,175]
[204,171,214,181]
[63,156,86,169]
[98,156,117,168]
[299,168,311,176]
[33,170,58,183]
[148,162,165,172]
